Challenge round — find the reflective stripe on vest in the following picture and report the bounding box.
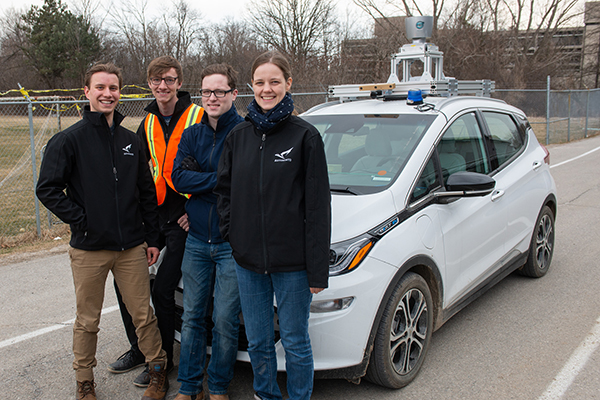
[145,103,204,205]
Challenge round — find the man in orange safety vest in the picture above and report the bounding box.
[108,56,203,387]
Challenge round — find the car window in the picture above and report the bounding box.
[437,112,489,185]
[302,114,436,192]
[410,156,439,202]
[482,111,524,167]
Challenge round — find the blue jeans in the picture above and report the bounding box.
[177,235,241,396]
[236,266,314,400]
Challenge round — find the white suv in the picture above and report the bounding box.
[299,91,556,388]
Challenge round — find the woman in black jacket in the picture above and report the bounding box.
[215,51,331,400]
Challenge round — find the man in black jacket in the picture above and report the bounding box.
[108,56,203,388]
[36,63,169,400]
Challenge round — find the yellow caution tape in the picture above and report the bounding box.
[6,85,154,113]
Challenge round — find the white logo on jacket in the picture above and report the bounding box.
[274,147,293,162]
[122,144,134,156]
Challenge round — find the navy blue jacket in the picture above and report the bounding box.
[171,105,243,243]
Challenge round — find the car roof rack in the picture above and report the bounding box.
[329,16,495,102]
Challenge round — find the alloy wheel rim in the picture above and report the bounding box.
[535,214,554,271]
[390,288,428,376]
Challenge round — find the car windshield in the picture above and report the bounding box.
[302,114,436,193]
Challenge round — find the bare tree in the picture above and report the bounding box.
[354,0,446,33]
[247,0,337,85]
[198,19,265,89]
[165,0,202,62]
[353,0,583,88]
[0,8,43,90]
[107,0,204,84]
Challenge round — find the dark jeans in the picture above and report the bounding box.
[177,235,241,396]
[236,266,314,400]
[114,221,187,364]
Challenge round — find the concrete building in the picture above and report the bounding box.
[581,1,600,87]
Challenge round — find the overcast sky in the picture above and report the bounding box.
[0,0,587,28]
[0,0,249,21]
[0,0,372,24]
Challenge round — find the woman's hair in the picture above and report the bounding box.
[251,51,292,81]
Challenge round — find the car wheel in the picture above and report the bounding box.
[519,205,555,278]
[366,272,433,389]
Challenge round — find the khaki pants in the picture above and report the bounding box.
[68,243,166,382]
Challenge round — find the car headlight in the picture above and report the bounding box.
[329,214,401,276]
[329,234,376,275]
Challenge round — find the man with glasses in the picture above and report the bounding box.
[108,56,203,388]
[169,64,243,400]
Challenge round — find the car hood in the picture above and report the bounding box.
[331,190,397,243]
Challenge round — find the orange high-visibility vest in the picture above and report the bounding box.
[144,103,204,205]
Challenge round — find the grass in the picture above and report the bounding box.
[528,116,600,144]
[0,224,70,256]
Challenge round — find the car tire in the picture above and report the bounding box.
[519,205,555,278]
[365,272,433,389]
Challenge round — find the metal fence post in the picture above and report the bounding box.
[546,76,550,145]
[567,91,571,142]
[56,102,61,132]
[19,84,42,237]
[585,89,590,138]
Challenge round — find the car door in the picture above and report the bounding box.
[480,110,541,255]
[433,111,508,307]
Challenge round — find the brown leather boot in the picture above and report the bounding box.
[141,363,169,400]
[76,380,96,400]
[173,392,203,400]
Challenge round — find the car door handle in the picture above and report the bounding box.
[533,160,543,171]
[491,190,505,201]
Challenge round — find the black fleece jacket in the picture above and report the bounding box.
[36,107,160,251]
[215,115,331,288]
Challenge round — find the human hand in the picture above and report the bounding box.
[181,156,201,172]
[147,247,160,266]
[178,213,189,232]
[310,287,325,294]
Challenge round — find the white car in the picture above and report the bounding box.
[299,91,556,388]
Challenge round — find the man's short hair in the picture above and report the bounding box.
[84,63,123,88]
[200,64,238,90]
[147,56,183,83]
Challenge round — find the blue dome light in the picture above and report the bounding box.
[407,89,423,105]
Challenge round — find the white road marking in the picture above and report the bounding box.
[538,316,600,400]
[0,305,119,350]
[550,145,600,169]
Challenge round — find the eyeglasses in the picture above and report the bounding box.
[149,77,178,86]
[200,89,233,98]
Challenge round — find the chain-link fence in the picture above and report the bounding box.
[493,88,600,144]
[0,92,328,244]
[0,87,597,243]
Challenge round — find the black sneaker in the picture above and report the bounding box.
[107,349,146,374]
[133,364,150,387]
[133,361,173,388]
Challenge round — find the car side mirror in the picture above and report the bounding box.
[436,171,496,198]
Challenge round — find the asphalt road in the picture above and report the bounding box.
[1,134,600,400]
